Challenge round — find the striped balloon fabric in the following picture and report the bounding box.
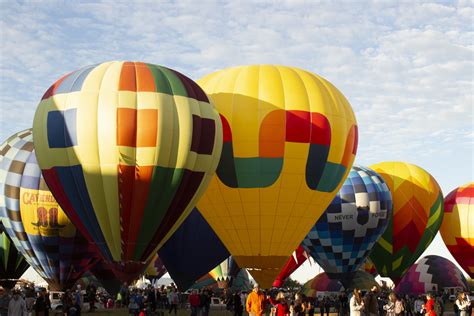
[0,129,99,290]
[33,62,222,281]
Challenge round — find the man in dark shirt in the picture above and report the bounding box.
[364,286,379,316]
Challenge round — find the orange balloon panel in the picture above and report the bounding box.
[440,183,474,278]
[196,65,358,283]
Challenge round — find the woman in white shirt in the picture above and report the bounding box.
[349,288,364,316]
[455,292,471,316]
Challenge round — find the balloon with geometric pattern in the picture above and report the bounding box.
[32,62,223,282]
[302,270,378,297]
[439,183,474,278]
[395,255,468,295]
[369,162,444,285]
[360,258,378,276]
[197,65,358,287]
[209,256,241,289]
[302,165,392,287]
[144,254,167,280]
[0,228,30,289]
[0,129,100,290]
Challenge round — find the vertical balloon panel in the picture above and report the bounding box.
[33,62,223,282]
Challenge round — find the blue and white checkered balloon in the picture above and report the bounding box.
[302,165,392,285]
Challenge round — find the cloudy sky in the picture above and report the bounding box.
[1,1,472,283]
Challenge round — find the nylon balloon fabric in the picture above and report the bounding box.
[197,65,358,286]
[273,246,309,288]
[0,129,99,290]
[0,230,30,288]
[210,256,241,289]
[302,272,343,297]
[369,162,443,284]
[439,183,473,278]
[158,208,229,291]
[395,255,468,295]
[145,254,167,280]
[302,165,392,287]
[32,61,223,282]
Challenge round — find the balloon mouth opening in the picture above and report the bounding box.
[107,261,147,283]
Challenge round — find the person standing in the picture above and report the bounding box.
[384,293,397,316]
[189,290,200,316]
[0,287,10,316]
[246,284,265,316]
[267,292,289,316]
[455,292,471,316]
[423,293,436,316]
[364,286,379,316]
[395,294,405,316]
[8,290,27,316]
[414,296,424,316]
[233,292,243,316]
[339,293,348,316]
[34,291,48,316]
[349,288,364,316]
[168,288,178,315]
[200,289,211,316]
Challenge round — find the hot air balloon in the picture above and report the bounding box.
[189,273,218,290]
[440,183,473,278]
[210,257,241,289]
[302,271,379,298]
[145,254,167,280]
[273,246,309,288]
[302,165,392,287]
[32,62,223,282]
[89,261,122,295]
[395,255,468,295]
[0,130,99,290]
[360,258,377,276]
[196,65,358,288]
[0,229,30,288]
[158,208,229,290]
[369,162,443,284]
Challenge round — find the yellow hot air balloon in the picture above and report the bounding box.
[439,183,474,278]
[369,162,444,284]
[196,65,358,288]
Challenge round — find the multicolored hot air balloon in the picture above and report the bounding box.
[302,165,392,287]
[302,270,379,297]
[197,65,358,288]
[395,255,468,295]
[32,62,223,282]
[158,208,229,290]
[360,258,377,276]
[273,246,309,288]
[440,183,474,278]
[0,130,99,290]
[210,257,241,289]
[0,229,30,288]
[369,162,443,284]
[144,254,167,280]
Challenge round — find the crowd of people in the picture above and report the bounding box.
[0,281,472,316]
[239,284,472,316]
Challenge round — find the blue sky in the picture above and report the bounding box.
[1,1,472,283]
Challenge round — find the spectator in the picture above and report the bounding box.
[384,293,397,316]
[246,284,265,316]
[455,292,471,316]
[364,286,379,316]
[189,290,200,316]
[349,288,364,316]
[0,287,10,316]
[8,290,27,316]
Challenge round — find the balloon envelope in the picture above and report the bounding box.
[0,230,30,288]
[440,183,474,278]
[0,130,99,290]
[395,255,468,295]
[210,256,241,289]
[158,208,229,291]
[302,271,378,297]
[32,61,223,282]
[272,246,309,288]
[197,65,358,287]
[369,162,443,284]
[302,165,392,286]
[144,254,167,280]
